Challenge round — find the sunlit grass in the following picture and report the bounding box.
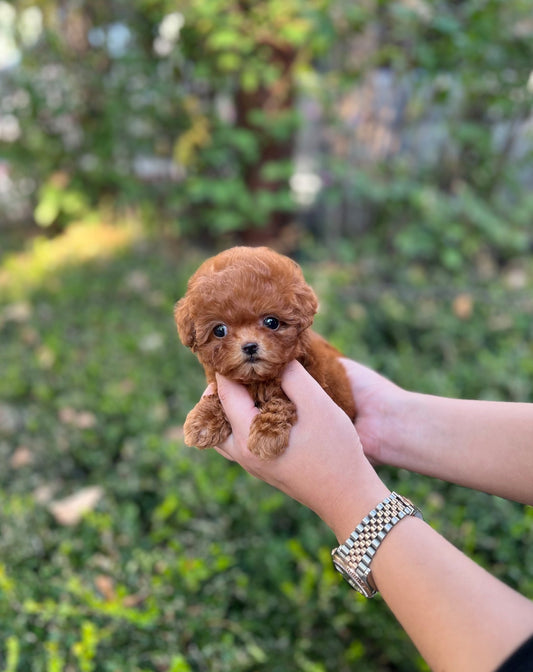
[0,216,143,299]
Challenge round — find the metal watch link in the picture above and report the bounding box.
[331,491,423,598]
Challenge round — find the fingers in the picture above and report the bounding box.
[212,361,343,464]
[216,373,257,425]
[281,360,338,419]
[215,373,259,457]
[281,359,318,399]
[201,383,216,398]
[213,444,235,462]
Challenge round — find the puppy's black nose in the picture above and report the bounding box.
[242,342,259,357]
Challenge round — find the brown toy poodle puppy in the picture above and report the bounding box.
[175,246,355,460]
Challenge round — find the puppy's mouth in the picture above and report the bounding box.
[241,360,270,379]
[232,356,281,383]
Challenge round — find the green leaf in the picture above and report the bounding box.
[34,189,60,227]
[168,655,193,672]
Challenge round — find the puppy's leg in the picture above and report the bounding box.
[248,398,297,460]
[183,394,231,449]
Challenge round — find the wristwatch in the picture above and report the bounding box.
[331,491,423,598]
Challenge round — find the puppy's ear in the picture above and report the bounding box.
[294,282,319,331]
[174,297,196,349]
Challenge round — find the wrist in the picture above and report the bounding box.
[331,491,424,597]
[376,389,423,470]
[322,468,391,543]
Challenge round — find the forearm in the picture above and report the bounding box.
[369,515,533,672]
[382,392,533,504]
[215,364,533,670]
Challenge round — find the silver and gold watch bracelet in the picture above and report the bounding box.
[331,492,423,597]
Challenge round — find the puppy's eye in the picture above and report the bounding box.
[263,316,280,331]
[213,324,228,338]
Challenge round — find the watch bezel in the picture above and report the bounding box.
[332,555,376,598]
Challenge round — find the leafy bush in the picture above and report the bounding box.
[0,224,532,670]
[0,0,332,238]
[2,0,532,258]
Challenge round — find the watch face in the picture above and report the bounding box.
[332,558,372,598]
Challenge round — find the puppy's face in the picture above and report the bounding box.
[175,247,318,383]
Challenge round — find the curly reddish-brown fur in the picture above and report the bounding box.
[174,246,356,460]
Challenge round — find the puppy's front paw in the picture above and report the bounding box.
[248,398,297,460]
[183,394,231,449]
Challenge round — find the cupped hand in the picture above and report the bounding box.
[213,360,389,542]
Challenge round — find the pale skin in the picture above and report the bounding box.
[210,359,533,672]
[340,358,533,506]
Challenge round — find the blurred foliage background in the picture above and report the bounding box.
[1,0,533,670]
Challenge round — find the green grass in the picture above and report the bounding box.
[0,222,532,671]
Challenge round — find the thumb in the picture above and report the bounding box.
[281,360,334,419]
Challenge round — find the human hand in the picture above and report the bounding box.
[213,360,389,542]
[340,358,408,467]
